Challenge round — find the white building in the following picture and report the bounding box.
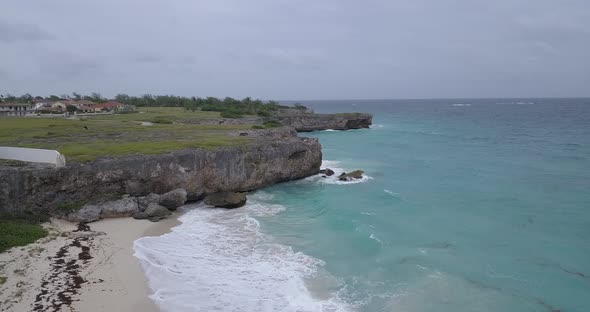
[0,102,36,116]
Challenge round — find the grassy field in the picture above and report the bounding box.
[0,107,254,162]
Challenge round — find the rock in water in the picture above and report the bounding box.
[319,168,335,176]
[204,192,247,209]
[338,170,365,181]
[144,203,172,222]
[159,189,187,210]
[348,170,364,179]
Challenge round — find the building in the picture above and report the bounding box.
[0,102,36,116]
[81,101,126,113]
[51,101,67,109]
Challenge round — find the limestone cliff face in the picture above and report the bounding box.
[180,113,373,132]
[0,136,321,214]
[269,113,373,132]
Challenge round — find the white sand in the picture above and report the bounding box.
[0,215,180,312]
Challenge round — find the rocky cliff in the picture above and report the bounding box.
[180,113,373,132]
[268,113,373,132]
[0,134,321,214]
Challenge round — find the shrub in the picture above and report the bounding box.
[263,120,283,128]
[251,125,265,129]
[220,111,243,119]
[0,221,48,253]
[257,110,271,117]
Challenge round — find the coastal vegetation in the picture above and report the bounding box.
[0,107,252,162]
[0,219,48,253]
[1,92,302,119]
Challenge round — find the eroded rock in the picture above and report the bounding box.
[66,204,102,223]
[319,168,335,176]
[204,192,247,209]
[144,203,172,222]
[338,170,365,181]
[100,198,139,218]
[159,189,187,210]
[137,193,161,211]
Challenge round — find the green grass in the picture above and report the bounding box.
[0,107,254,162]
[263,120,283,128]
[0,221,48,253]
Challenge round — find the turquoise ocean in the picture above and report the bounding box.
[134,99,590,312]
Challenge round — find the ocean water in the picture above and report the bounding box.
[134,99,590,312]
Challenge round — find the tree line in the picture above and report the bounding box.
[0,92,307,118]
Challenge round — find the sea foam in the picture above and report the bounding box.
[302,160,372,185]
[134,196,350,312]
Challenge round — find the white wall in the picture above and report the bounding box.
[0,147,66,167]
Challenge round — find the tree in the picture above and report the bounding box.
[66,105,78,113]
[72,92,82,100]
[18,93,33,103]
[3,93,17,102]
[115,94,130,103]
[48,95,60,101]
[91,92,104,102]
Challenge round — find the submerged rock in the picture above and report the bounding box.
[204,192,247,209]
[159,188,187,210]
[338,170,365,181]
[319,168,335,176]
[144,203,172,222]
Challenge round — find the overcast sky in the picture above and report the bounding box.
[1,0,589,100]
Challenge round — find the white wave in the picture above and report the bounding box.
[451,103,471,107]
[371,124,385,129]
[361,212,376,216]
[249,190,275,201]
[383,190,399,197]
[303,160,372,185]
[496,102,535,105]
[324,129,337,132]
[134,197,350,312]
[369,234,383,244]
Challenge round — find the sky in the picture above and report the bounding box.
[1,0,589,100]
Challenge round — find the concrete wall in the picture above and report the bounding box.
[0,147,66,167]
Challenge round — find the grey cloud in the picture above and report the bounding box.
[0,0,589,99]
[132,53,165,64]
[38,51,102,79]
[255,48,325,71]
[0,20,54,43]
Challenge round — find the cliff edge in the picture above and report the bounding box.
[0,131,321,214]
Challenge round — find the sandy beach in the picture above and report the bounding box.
[0,215,180,312]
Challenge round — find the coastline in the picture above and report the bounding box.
[0,214,181,311]
[0,109,372,311]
